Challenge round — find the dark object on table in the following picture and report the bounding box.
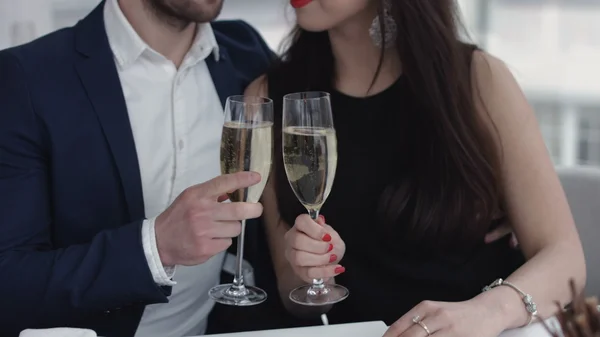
[206,218,321,334]
[543,279,600,337]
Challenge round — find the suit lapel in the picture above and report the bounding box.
[74,2,145,221]
[207,48,242,108]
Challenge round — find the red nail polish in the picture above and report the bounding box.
[318,215,325,223]
[329,254,337,263]
[334,266,345,274]
[322,233,332,242]
[327,244,334,252]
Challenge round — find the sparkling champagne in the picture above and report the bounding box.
[220,121,273,203]
[282,126,337,210]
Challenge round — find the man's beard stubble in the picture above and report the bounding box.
[143,0,223,30]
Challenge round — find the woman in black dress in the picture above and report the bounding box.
[246,0,586,336]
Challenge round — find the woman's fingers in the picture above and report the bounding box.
[296,264,346,282]
[286,229,332,254]
[287,248,340,267]
[384,301,443,337]
[398,317,439,337]
[285,213,347,281]
[295,214,330,241]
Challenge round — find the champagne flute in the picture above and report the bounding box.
[209,95,273,306]
[282,91,349,306]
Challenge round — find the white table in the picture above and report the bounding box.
[202,319,561,337]
[20,318,562,337]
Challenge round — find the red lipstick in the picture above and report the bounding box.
[290,0,312,9]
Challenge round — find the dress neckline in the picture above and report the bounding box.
[331,75,404,101]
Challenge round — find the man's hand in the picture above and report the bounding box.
[155,172,264,266]
[485,221,519,248]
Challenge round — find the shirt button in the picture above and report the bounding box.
[178,140,184,150]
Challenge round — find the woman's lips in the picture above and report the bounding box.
[290,0,312,9]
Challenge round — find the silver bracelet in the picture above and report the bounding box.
[482,278,539,326]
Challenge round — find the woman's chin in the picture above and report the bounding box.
[296,19,333,33]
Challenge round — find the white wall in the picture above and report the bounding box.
[0,0,54,49]
[1,0,597,104]
[486,3,600,103]
[0,0,292,51]
[219,0,294,51]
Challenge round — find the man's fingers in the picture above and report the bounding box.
[205,238,233,255]
[208,221,242,238]
[510,233,519,248]
[212,202,263,221]
[484,223,512,243]
[217,194,230,203]
[201,172,261,198]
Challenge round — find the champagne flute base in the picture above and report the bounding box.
[209,284,267,306]
[289,284,349,306]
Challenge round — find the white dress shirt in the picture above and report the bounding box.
[104,1,226,336]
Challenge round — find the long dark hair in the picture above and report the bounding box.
[269,0,503,252]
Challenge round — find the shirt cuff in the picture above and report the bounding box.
[142,217,177,286]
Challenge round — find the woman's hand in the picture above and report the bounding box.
[485,221,519,248]
[284,214,346,283]
[382,298,506,337]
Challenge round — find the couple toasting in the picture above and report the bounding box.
[0,0,586,336]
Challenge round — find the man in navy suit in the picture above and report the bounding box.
[0,0,274,336]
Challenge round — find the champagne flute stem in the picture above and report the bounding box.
[232,219,247,292]
[308,209,326,291]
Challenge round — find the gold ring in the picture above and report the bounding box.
[412,315,431,336]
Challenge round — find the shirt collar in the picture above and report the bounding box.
[103,0,220,68]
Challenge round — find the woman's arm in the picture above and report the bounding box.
[244,77,332,317]
[471,51,586,329]
[384,51,586,337]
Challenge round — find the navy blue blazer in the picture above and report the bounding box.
[0,2,273,336]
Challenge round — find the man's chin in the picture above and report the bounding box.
[183,0,224,23]
[146,0,224,24]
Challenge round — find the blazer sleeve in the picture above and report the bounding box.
[211,19,278,83]
[0,51,170,333]
[237,20,278,61]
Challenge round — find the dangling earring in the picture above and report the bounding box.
[369,0,397,49]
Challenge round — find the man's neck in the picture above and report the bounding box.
[118,0,196,67]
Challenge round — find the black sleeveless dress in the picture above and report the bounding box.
[267,71,525,325]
